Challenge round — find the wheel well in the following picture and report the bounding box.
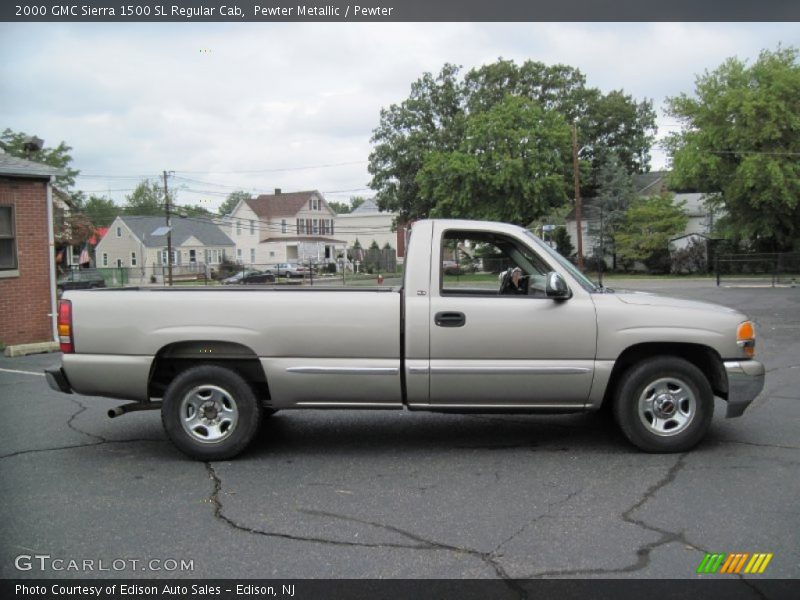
[148,341,270,403]
[602,343,727,409]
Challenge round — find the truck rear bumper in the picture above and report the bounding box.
[45,366,73,394]
[724,360,765,418]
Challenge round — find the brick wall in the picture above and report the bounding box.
[0,177,54,346]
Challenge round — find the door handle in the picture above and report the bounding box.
[435,311,466,327]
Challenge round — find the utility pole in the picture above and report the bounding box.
[163,170,173,286]
[572,121,584,270]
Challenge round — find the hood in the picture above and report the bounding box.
[614,291,741,314]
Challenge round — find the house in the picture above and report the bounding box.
[226,189,346,267]
[95,215,235,283]
[0,152,63,350]
[334,198,406,261]
[563,171,718,266]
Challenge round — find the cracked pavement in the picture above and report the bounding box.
[0,281,798,581]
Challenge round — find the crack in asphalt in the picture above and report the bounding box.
[527,454,705,577]
[0,397,164,461]
[723,440,800,451]
[204,463,529,595]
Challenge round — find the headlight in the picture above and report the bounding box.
[737,321,756,358]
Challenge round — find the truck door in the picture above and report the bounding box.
[419,224,597,409]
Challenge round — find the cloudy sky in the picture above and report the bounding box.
[1,22,797,211]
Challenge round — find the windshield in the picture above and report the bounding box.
[522,230,598,293]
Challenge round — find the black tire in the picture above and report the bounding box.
[613,356,713,453]
[161,365,262,460]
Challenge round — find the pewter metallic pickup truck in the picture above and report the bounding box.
[46,219,765,460]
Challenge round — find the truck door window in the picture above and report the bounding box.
[440,230,550,297]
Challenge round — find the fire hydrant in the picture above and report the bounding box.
[377,274,384,285]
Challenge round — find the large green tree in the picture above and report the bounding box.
[665,46,800,251]
[418,95,571,224]
[83,195,118,228]
[615,194,688,273]
[587,154,638,267]
[218,190,251,216]
[125,180,168,216]
[368,59,657,223]
[1,128,80,192]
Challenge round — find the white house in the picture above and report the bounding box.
[334,198,405,261]
[226,189,347,267]
[96,215,235,282]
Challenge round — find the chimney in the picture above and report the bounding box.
[274,188,281,195]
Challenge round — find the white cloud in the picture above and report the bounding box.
[1,22,796,210]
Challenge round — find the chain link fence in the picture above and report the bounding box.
[714,253,800,286]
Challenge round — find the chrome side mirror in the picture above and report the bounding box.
[545,272,571,300]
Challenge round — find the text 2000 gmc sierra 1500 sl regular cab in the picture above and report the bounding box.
[46,219,765,460]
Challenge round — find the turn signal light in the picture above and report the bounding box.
[58,300,74,353]
[737,321,756,358]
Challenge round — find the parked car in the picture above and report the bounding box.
[221,270,260,285]
[47,218,765,461]
[56,268,106,293]
[274,263,307,278]
[239,270,276,284]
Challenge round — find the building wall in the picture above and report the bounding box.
[0,177,53,346]
[335,212,397,253]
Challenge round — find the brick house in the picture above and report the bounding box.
[0,153,62,348]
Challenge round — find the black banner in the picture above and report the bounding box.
[3,0,800,22]
[4,579,800,600]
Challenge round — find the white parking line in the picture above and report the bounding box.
[0,368,45,377]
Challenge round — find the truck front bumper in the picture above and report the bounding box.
[45,366,73,395]
[724,360,765,418]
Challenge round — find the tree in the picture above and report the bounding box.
[587,155,638,268]
[125,180,167,216]
[218,190,251,216]
[615,194,688,273]
[368,59,657,222]
[83,195,118,228]
[329,196,366,214]
[417,95,571,224]
[1,128,80,192]
[665,46,800,251]
[553,226,574,258]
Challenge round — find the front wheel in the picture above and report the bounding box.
[613,356,714,453]
[161,365,262,460]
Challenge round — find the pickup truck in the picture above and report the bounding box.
[46,219,765,460]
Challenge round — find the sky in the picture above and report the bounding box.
[1,21,797,212]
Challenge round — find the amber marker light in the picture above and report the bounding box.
[737,321,756,358]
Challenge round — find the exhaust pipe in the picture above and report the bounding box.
[108,401,162,418]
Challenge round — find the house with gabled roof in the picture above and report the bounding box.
[226,188,346,266]
[96,215,235,281]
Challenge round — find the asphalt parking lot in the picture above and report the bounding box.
[0,279,798,584]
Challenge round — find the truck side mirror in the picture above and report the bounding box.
[545,272,572,300]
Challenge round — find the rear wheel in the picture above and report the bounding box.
[613,356,713,452]
[161,365,262,460]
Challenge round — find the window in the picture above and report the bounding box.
[116,226,122,238]
[116,258,123,268]
[236,248,243,263]
[250,220,255,235]
[205,249,222,265]
[439,230,550,298]
[102,253,108,267]
[236,221,242,236]
[0,205,17,271]
[311,196,319,211]
[250,249,256,264]
[312,219,319,235]
[130,252,137,267]
[160,250,178,265]
[282,219,287,234]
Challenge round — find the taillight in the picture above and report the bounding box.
[58,299,74,353]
